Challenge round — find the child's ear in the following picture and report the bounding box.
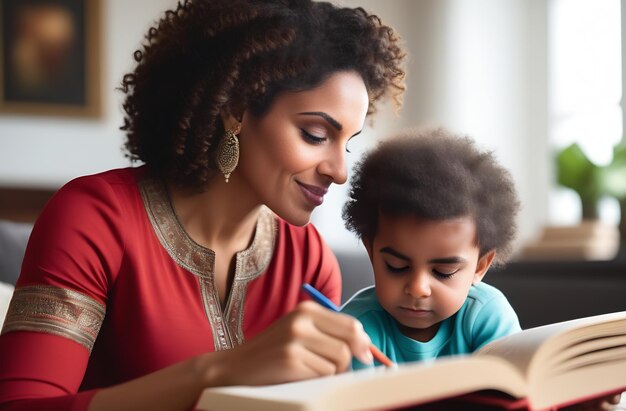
[472,250,496,285]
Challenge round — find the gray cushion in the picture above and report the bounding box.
[0,220,33,285]
[335,250,375,304]
[0,282,14,327]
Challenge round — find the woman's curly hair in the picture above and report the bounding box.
[121,0,406,188]
[343,128,520,266]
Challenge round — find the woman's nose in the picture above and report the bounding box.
[318,146,347,185]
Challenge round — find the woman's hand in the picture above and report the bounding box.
[201,301,374,386]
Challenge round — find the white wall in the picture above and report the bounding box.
[623,0,626,151]
[0,0,550,257]
[314,0,550,255]
[0,0,177,188]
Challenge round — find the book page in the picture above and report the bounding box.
[544,334,626,376]
[197,356,527,411]
[477,312,626,379]
[531,359,626,410]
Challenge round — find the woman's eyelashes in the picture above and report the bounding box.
[345,139,352,153]
[299,126,355,153]
[300,128,327,144]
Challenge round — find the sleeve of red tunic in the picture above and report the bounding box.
[278,220,342,306]
[303,224,342,306]
[0,173,127,410]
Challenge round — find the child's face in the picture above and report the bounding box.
[365,213,494,342]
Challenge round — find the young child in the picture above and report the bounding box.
[341,127,522,369]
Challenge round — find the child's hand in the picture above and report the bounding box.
[560,393,622,411]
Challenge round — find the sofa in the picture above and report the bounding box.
[0,220,32,286]
[0,220,32,326]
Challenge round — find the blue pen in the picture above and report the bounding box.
[302,283,340,311]
[301,283,395,367]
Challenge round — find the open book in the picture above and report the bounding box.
[197,311,626,411]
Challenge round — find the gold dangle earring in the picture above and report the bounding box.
[216,124,241,183]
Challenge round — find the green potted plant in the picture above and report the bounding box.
[556,143,603,220]
[523,142,623,261]
[602,139,626,242]
[556,139,626,243]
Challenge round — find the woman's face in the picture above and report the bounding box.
[236,70,369,226]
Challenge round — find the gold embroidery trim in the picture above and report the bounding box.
[1,285,106,352]
[139,178,216,279]
[139,178,277,350]
[224,208,277,347]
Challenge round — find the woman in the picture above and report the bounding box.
[0,0,405,410]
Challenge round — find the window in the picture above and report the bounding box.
[548,0,622,224]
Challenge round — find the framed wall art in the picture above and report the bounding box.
[0,0,101,117]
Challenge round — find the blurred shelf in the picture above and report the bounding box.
[487,245,626,329]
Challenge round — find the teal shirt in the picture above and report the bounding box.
[340,282,521,369]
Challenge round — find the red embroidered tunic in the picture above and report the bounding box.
[0,167,341,410]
